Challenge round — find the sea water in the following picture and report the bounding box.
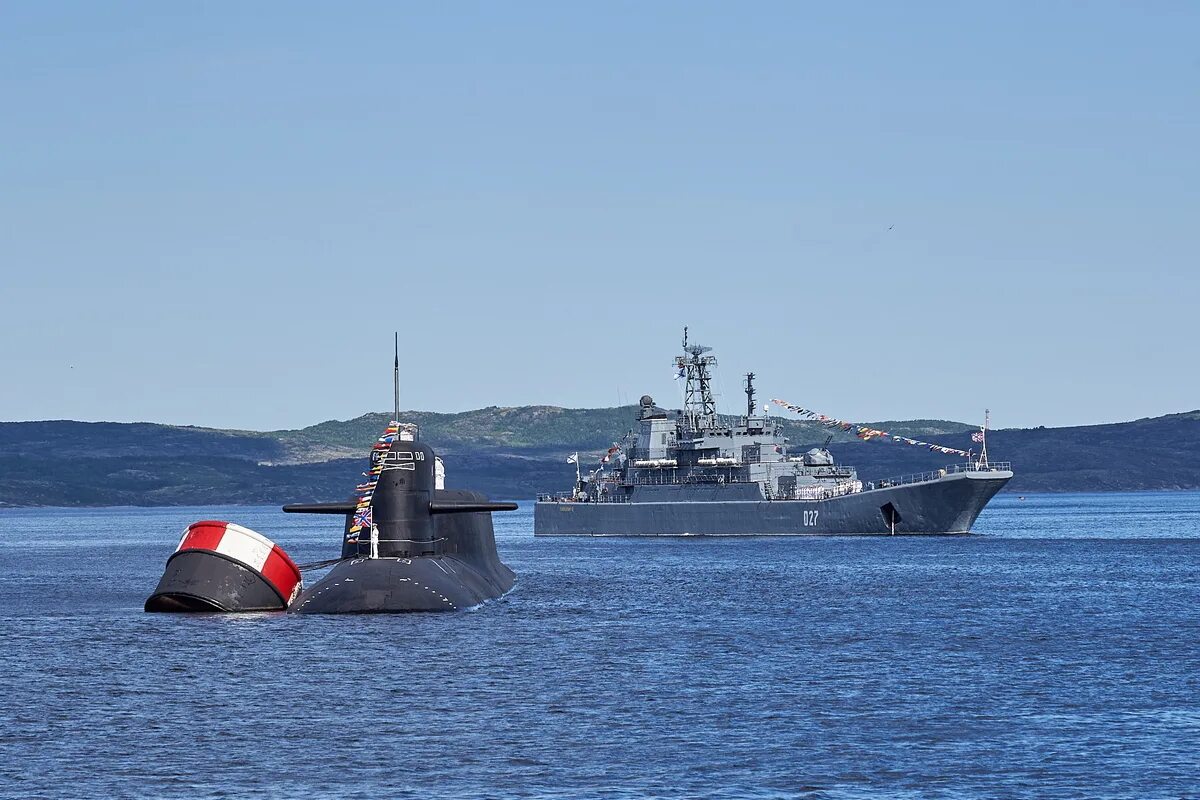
[0,492,1197,799]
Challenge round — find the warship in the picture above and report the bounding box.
[146,338,517,613]
[535,330,1012,536]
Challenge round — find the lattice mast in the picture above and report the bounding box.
[676,326,718,432]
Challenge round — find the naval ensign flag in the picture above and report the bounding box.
[566,452,580,486]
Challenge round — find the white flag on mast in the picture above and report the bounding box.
[566,453,578,464]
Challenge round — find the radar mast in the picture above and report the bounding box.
[676,326,718,432]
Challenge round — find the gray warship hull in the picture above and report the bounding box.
[535,468,1011,536]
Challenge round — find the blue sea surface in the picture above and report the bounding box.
[1,492,1198,799]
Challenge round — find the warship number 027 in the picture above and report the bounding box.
[534,331,1012,536]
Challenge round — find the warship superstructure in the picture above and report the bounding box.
[534,331,1012,536]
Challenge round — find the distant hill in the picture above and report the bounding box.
[0,407,1197,506]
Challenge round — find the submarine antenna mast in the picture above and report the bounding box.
[393,331,400,426]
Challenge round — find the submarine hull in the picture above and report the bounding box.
[290,556,515,614]
[534,470,1011,536]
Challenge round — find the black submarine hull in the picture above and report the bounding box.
[290,555,515,613]
[289,488,516,614]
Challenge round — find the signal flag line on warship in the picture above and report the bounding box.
[770,399,973,457]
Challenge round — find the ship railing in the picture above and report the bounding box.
[627,472,746,487]
[536,494,632,504]
[869,461,1012,490]
[788,480,863,501]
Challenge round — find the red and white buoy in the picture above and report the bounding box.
[145,521,303,612]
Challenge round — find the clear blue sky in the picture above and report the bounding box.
[2,2,1197,431]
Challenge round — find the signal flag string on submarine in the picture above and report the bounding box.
[347,421,402,539]
[769,399,973,457]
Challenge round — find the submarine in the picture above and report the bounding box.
[281,429,517,613]
[145,338,517,614]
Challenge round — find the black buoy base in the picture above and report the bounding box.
[145,550,288,613]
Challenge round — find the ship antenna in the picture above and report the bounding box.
[744,372,756,418]
[393,331,400,425]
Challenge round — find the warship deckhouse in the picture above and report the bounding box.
[536,329,1012,536]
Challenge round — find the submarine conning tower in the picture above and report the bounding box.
[372,440,438,557]
[282,434,517,556]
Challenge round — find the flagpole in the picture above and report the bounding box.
[393,331,400,427]
[981,408,989,467]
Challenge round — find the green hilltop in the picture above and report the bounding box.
[267,406,977,464]
[0,407,1197,506]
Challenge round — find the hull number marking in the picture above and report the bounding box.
[803,510,820,527]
